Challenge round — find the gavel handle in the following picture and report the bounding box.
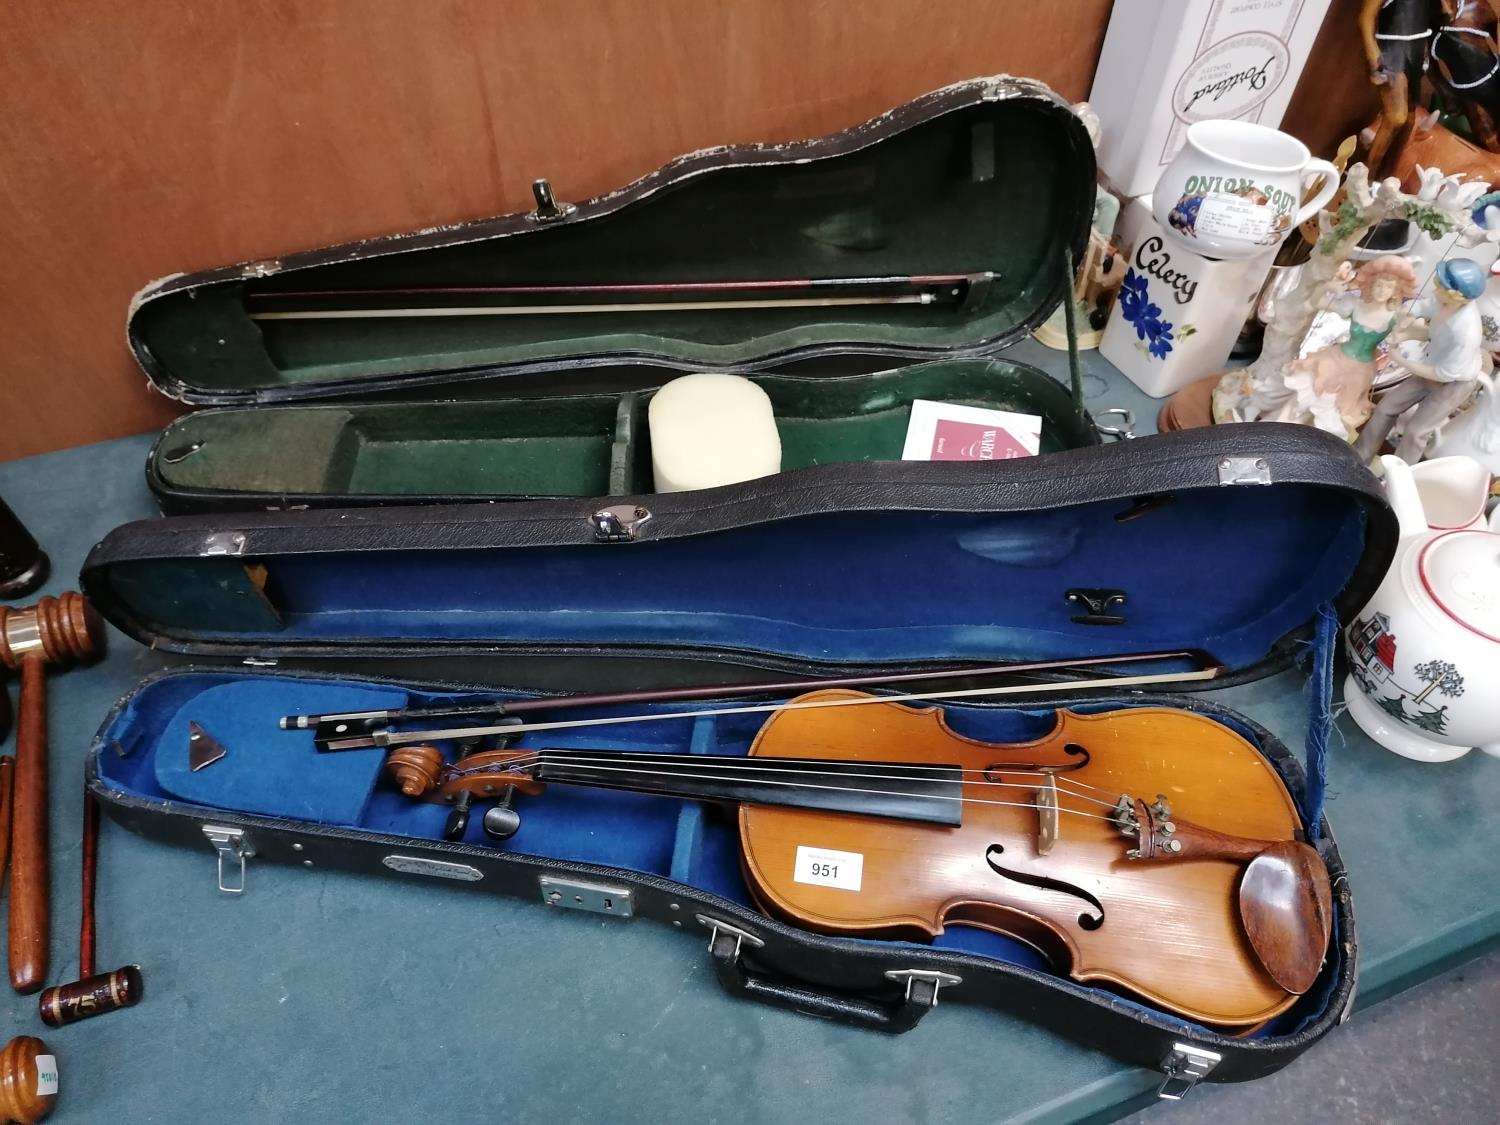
[10,656,48,993]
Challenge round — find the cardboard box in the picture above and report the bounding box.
[1089,0,1333,199]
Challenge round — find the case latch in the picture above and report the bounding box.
[1157,1042,1221,1099]
[539,876,633,916]
[1217,456,1272,485]
[591,504,652,542]
[202,825,254,895]
[528,178,577,223]
[1092,407,1136,442]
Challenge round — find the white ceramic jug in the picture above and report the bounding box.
[1344,456,1500,761]
[1409,456,1492,531]
[1153,120,1338,260]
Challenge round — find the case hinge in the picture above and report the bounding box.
[1157,1042,1221,1099]
[591,504,652,542]
[202,825,254,895]
[1217,455,1272,485]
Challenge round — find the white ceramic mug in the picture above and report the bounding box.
[1152,120,1338,260]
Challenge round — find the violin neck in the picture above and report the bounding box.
[534,749,963,827]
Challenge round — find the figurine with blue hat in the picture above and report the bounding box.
[1354,257,1489,464]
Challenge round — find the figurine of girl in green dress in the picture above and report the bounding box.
[1270,255,1420,440]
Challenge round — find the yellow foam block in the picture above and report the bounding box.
[648,374,782,493]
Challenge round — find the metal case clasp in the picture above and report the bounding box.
[591,504,652,542]
[539,876,633,916]
[1157,1042,1221,1099]
[202,825,254,895]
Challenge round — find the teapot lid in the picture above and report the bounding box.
[1418,530,1500,642]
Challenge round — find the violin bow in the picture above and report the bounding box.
[284,651,1220,752]
[246,272,995,321]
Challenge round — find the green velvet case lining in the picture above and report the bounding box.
[151,360,1093,501]
[128,83,1093,401]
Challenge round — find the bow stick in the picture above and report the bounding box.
[301,664,1221,752]
[282,650,1213,750]
[247,272,994,321]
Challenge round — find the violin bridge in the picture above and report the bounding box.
[1034,773,1060,856]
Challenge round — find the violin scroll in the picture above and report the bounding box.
[385,746,445,798]
[385,747,546,803]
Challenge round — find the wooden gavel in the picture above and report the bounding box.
[0,593,103,994]
[0,1036,57,1123]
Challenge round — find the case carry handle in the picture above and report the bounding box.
[697,915,960,1033]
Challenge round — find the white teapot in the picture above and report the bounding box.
[1344,456,1500,762]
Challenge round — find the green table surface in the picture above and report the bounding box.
[0,343,1495,1125]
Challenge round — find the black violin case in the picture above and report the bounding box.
[129,76,1100,514]
[79,422,1397,1092]
[80,76,1397,1093]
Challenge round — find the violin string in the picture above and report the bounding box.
[437,750,1124,810]
[420,756,1128,824]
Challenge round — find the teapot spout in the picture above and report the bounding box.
[1379,455,1429,540]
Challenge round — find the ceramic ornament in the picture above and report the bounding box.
[1432,371,1500,473]
[1214,164,1497,436]
[1100,195,1274,398]
[1035,103,1128,352]
[1253,255,1419,439]
[1353,257,1489,464]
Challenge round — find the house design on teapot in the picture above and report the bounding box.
[1348,612,1396,685]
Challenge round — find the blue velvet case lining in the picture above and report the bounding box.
[95,669,1340,1039]
[107,486,1367,671]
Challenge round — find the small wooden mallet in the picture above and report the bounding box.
[0,593,104,994]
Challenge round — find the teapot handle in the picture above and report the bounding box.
[1379,454,1429,539]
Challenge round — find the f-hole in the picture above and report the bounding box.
[986,844,1105,931]
[984,742,1090,782]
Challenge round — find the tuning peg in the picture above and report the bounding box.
[482,804,521,841]
[443,791,473,841]
[482,786,521,840]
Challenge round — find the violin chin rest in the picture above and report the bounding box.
[1236,841,1334,996]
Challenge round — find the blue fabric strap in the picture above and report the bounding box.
[1301,602,1338,841]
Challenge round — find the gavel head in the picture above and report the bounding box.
[0,592,103,672]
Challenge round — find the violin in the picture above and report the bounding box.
[379,689,1332,1031]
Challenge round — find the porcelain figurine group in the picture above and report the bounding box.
[1207,155,1500,466]
[1243,254,1492,463]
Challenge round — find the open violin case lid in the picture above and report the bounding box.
[126,75,1102,513]
[82,422,1397,1089]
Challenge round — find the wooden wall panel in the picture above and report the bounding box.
[0,0,1114,461]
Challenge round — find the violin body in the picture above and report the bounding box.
[738,691,1322,1031]
[397,687,1332,1031]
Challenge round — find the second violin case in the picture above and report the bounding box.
[79,422,1398,1094]
[126,75,1104,514]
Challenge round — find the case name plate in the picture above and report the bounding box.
[381,855,483,881]
[794,846,864,892]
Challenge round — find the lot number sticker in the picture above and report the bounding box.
[794,846,863,892]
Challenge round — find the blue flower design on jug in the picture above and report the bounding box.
[1119,268,1175,360]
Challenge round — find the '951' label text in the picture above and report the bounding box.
[793,846,864,891]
